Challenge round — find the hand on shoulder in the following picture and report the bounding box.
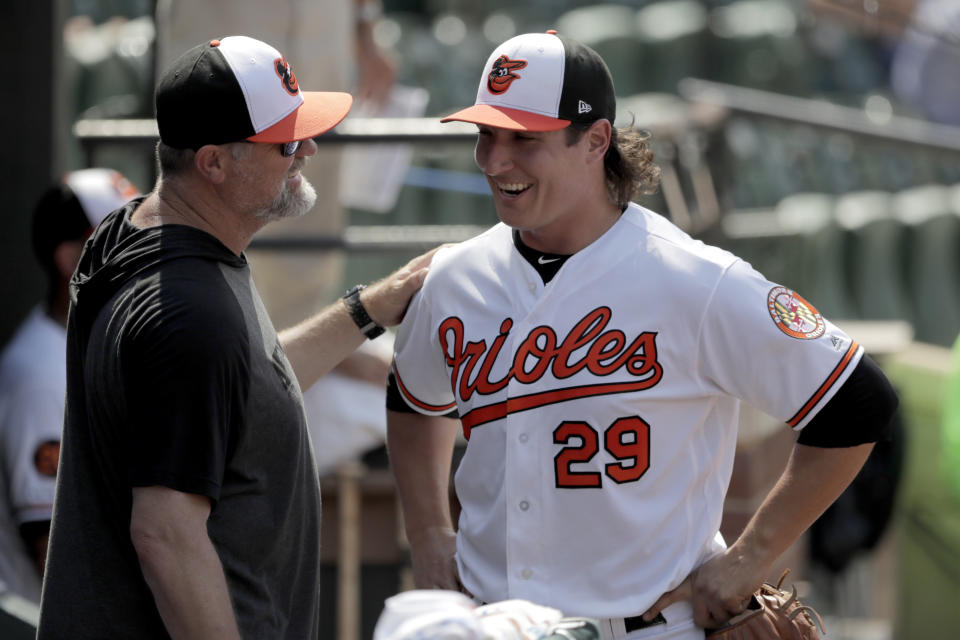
[362,246,443,328]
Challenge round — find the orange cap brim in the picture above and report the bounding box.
[248,91,353,143]
[440,104,570,131]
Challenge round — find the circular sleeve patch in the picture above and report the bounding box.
[34,440,61,477]
[767,286,825,340]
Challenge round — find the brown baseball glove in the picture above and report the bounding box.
[706,571,826,640]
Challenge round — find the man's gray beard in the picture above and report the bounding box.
[254,175,318,222]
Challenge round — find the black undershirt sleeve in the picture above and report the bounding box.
[797,355,899,447]
[386,370,459,418]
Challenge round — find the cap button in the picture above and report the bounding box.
[209,39,221,47]
[546,29,558,35]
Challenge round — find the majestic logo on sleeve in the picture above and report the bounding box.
[274,57,299,95]
[438,307,663,437]
[487,55,527,94]
[767,286,825,340]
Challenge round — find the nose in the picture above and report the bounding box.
[475,135,513,176]
[297,137,319,157]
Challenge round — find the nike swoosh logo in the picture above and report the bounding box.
[538,256,561,265]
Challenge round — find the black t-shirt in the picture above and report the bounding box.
[39,201,322,639]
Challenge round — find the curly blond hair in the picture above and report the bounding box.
[567,124,661,210]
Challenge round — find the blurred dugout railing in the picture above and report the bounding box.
[73,102,727,247]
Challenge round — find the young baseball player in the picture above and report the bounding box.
[385,31,898,640]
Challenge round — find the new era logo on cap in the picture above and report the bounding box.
[441,30,615,132]
[156,35,353,150]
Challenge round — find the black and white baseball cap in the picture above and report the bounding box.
[32,168,139,269]
[441,30,616,131]
[156,35,353,150]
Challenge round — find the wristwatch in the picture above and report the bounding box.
[342,284,385,339]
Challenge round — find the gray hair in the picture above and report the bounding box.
[155,141,252,177]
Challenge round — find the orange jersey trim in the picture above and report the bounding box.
[394,364,458,414]
[787,341,860,428]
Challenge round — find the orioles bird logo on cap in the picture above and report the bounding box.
[487,55,527,94]
[274,57,299,96]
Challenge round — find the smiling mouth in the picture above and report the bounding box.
[495,181,532,197]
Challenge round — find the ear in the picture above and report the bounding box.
[52,239,84,280]
[584,119,612,164]
[193,144,230,184]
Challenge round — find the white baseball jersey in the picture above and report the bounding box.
[0,307,66,603]
[392,204,862,619]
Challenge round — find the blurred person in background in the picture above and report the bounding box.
[889,0,960,127]
[0,169,139,604]
[810,0,960,126]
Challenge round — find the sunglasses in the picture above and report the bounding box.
[280,140,302,157]
[241,139,303,157]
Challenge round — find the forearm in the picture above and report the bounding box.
[386,410,459,542]
[131,488,240,640]
[280,299,366,391]
[642,441,877,626]
[137,533,240,640]
[731,442,874,567]
[280,248,435,391]
[387,410,462,589]
[331,346,392,387]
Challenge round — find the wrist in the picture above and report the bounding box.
[728,528,780,571]
[407,525,456,549]
[342,285,385,340]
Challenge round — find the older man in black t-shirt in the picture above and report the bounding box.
[38,36,434,639]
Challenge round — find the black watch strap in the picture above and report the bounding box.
[342,285,385,339]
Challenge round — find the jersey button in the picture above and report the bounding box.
[518,433,528,443]
[519,500,530,511]
[528,282,536,293]
[521,568,532,580]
